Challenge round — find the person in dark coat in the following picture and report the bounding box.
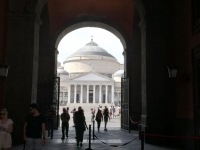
[95,109,103,132]
[75,109,88,147]
[61,108,70,140]
[103,106,109,131]
[74,106,82,139]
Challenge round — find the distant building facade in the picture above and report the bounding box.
[57,39,124,106]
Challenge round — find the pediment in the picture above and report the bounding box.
[72,73,111,81]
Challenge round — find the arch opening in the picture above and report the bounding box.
[55,26,126,128]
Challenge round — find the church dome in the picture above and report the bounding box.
[67,39,114,58]
[57,66,69,75]
[113,70,124,77]
[63,38,120,76]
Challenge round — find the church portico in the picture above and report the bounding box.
[66,82,114,104]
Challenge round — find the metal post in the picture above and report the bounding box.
[92,120,96,140]
[140,131,144,150]
[85,125,93,150]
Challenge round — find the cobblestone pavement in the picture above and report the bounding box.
[11,127,181,150]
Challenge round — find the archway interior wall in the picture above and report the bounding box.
[48,0,134,39]
[127,8,142,130]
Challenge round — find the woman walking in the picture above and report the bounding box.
[95,109,103,132]
[75,109,88,147]
[103,106,109,131]
[61,108,70,140]
[0,109,13,150]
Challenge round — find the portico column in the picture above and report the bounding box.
[106,85,108,103]
[99,85,102,104]
[86,85,89,103]
[74,85,77,103]
[93,85,96,104]
[68,85,71,104]
[111,85,114,104]
[80,85,83,103]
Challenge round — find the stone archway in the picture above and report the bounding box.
[3,0,146,145]
[36,0,146,132]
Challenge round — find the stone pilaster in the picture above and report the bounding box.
[4,12,41,144]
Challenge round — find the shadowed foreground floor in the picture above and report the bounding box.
[11,127,181,150]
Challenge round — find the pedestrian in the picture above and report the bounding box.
[113,106,116,117]
[75,108,88,147]
[103,106,109,131]
[91,108,95,122]
[0,109,13,150]
[109,106,112,119]
[74,107,82,139]
[118,106,121,116]
[23,103,46,150]
[66,107,69,113]
[71,108,76,127]
[61,108,70,140]
[95,109,103,132]
[45,105,56,139]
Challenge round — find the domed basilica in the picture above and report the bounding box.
[57,39,124,106]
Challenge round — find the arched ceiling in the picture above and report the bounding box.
[47,0,134,39]
[54,21,127,50]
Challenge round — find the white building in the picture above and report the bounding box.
[57,39,124,107]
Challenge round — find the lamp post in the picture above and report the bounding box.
[0,61,10,85]
[167,64,190,86]
[167,65,178,78]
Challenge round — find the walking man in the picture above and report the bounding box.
[45,105,56,139]
[23,103,46,150]
[61,108,70,140]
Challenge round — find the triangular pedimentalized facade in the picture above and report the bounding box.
[71,72,112,81]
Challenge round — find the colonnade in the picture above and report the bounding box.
[67,84,114,104]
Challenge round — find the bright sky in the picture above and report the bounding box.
[57,27,124,65]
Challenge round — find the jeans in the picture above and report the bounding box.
[62,122,69,138]
[47,119,54,138]
[25,138,41,150]
[96,120,101,131]
[104,117,108,129]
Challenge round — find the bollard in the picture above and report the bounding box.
[85,125,93,150]
[140,131,144,150]
[92,120,96,140]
